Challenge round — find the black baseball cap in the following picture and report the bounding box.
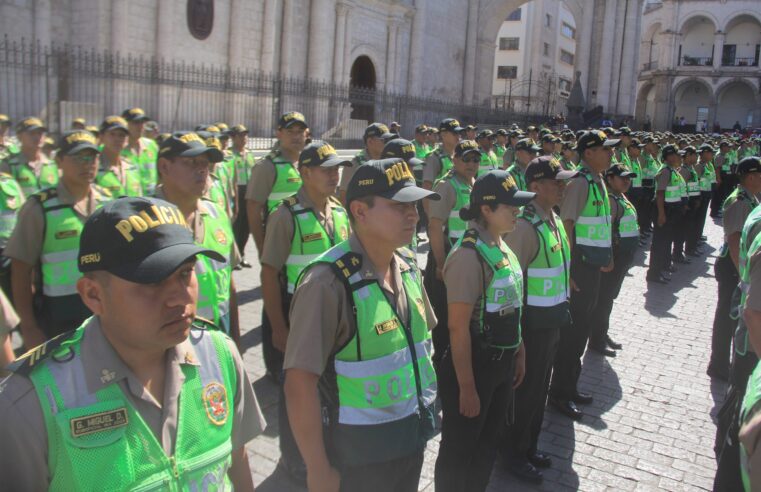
[525,156,577,184]
[415,124,428,133]
[514,138,541,153]
[0,114,10,126]
[738,157,761,175]
[679,146,697,156]
[382,138,424,167]
[496,129,508,136]
[121,107,150,122]
[605,163,637,178]
[57,130,101,156]
[477,129,495,140]
[346,158,440,204]
[619,127,632,136]
[454,140,483,158]
[299,141,351,167]
[227,124,249,135]
[576,130,620,153]
[364,122,396,140]
[540,134,557,143]
[465,124,477,132]
[699,143,716,154]
[99,115,129,134]
[278,111,308,129]
[439,118,464,133]
[16,116,47,133]
[197,131,223,152]
[628,138,645,148]
[72,117,86,126]
[78,197,225,283]
[389,121,401,129]
[195,124,222,136]
[460,170,535,220]
[661,144,680,160]
[159,131,224,163]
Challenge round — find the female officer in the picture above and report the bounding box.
[434,170,534,492]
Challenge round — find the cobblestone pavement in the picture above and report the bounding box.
[236,215,727,491]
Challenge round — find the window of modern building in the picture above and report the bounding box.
[497,66,518,79]
[561,22,576,40]
[499,37,520,50]
[560,49,575,65]
[544,43,551,56]
[506,8,522,21]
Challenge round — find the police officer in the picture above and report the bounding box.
[696,143,717,242]
[588,164,640,356]
[95,116,143,197]
[0,170,24,299]
[227,125,256,268]
[639,136,662,233]
[507,138,541,191]
[422,118,462,191]
[0,196,265,490]
[622,138,645,240]
[672,146,701,262]
[502,130,522,169]
[0,117,58,197]
[558,141,578,171]
[646,145,687,284]
[494,129,508,162]
[261,141,350,482]
[413,124,431,178]
[427,140,479,362]
[197,131,234,219]
[0,114,17,159]
[154,132,240,342]
[338,122,395,204]
[120,108,159,196]
[7,130,111,348]
[551,130,618,420]
[285,158,439,492]
[714,141,735,217]
[435,170,532,491]
[0,288,19,367]
[502,156,575,482]
[708,158,761,381]
[476,129,499,176]
[425,127,439,148]
[382,138,428,247]
[71,117,86,130]
[464,124,477,141]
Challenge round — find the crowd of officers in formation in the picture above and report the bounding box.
[1,107,761,491]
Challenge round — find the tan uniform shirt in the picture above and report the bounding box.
[0,316,266,489]
[429,175,471,222]
[504,200,560,270]
[746,239,761,311]
[559,163,606,223]
[0,152,52,179]
[245,155,298,204]
[0,288,19,338]
[5,182,106,266]
[284,234,437,375]
[423,150,452,184]
[723,186,758,239]
[740,412,761,491]
[261,188,343,271]
[338,150,369,192]
[654,166,672,192]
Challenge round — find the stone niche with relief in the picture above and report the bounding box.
[187,0,214,40]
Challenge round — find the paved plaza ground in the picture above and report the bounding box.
[236,215,726,491]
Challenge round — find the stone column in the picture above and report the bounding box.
[462,0,479,104]
[406,0,426,96]
[341,6,354,85]
[260,0,279,74]
[333,3,348,83]
[32,0,52,48]
[713,32,725,69]
[615,0,641,115]
[279,0,295,76]
[574,0,594,106]
[595,0,617,112]
[385,21,399,92]
[110,0,129,54]
[308,0,335,82]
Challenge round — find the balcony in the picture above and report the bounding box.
[680,56,713,67]
[722,57,758,67]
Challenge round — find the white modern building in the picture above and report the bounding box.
[492,0,578,115]
[636,0,761,131]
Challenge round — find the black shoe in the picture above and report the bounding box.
[666,265,677,273]
[572,392,594,405]
[647,275,668,284]
[550,397,583,421]
[589,343,617,357]
[528,451,552,469]
[606,336,623,350]
[700,235,708,241]
[673,255,691,264]
[706,364,729,382]
[233,264,243,271]
[506,458,543,484]
[240,259,253,268]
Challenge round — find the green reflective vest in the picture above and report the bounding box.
[452,228,523,348]
[5,153,59,196]
[735,204,761,356]
[574,168,613,266]
[265,154,302,214]
[436,172,472,245]
[611,193,640,254]
[740,360,761,492]
[433,149,454,182]
[39,188,107,321]
[233,149,257,187]
[283,195,350,294]
[684,166,700,197]
[664,167,688,204]
[621,151,643,188]
[95,161,143,198]
[0,173,24,247]
[519,204,571,310]
[195,200,234,333]
[700,160,717,192]
[558,157,577,171]
[641,154,660,184]
[721,188,759,259]
[413,141,430,161]
[24,319,236,491]
[206,174,231,217]
[506,164,528,191]
[477,149,498,177]
[307,241,436,467]
[122,137,158,195]
[215,159,236,212]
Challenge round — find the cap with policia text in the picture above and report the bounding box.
[57,131,101,156]
[278,111,308,129]
[0,114,10,125]
[477,129,495,140]
[159,131,224,162]
[439,118,464,133]
[699,143,716,154]
[576,130,620,153]
[99,116,129,134]
[514,138,541,153]
[738,157,761,175]
[382,138,424,167]
[72,117,86,126]
[121,107,151,123]
[628,138,645,148]
[78,197,225,283]
[454,140,483,159]
[661,144,680,161]
[364,122,396,140]
[227,124,249,136]
[605,163,637,178]
[346,158,440,204]
[415,124,428,134]
[525,156,577,184]
[679,146,697,156]
[16,117,47,134]
[299,141,351,167]
[460,170,535,220]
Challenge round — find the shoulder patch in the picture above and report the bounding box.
[284,195,299,207]
[192,316,221,332]
[33,186,58,203]
[328,195,343,207]
[9,330,77,376]
[461,229,479,249]
[330,251,363,280]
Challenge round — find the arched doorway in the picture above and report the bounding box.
[635,83,656,128]
[672,79,713,131]
[349,56,376,121]
[716,80,757,130]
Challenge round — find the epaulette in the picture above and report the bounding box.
[396,246,416,264]
[191,316,221,331]
[328,195,343,207]
[9,330,77,376]
[32,186,58,204]
[283,195,299,207]
[266,147,282,161]
[460,229,479,249]
[92,183,113,198]
[328,251,363,282]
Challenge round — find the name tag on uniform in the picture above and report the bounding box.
[70,408,129,437]
[551,243,562,253]
[55,229,79,240]
[375,319,399,335]
[303,232,324,243]
[287,177,301,183]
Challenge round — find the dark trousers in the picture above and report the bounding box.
[627,187,644,231]
[647,208,681,278]
[435,346,516,492]
[637,187,655,232]
[589,250,634,347]
[502,311,565,459]
[697,191,711,239]
[710,254,739,374]
[261,311,284,376]
[233,185,250,255]
[673,198,700,257]
[340,450,425,492]
[550,258,601,400]
[712,181,725,216]
[425,250,450,365]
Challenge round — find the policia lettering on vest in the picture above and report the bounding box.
[0,197,266,490]
[435,170,533,491]
[285,158,439,492]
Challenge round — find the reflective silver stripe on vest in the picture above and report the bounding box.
[335,340,431,379]
[41,249,79,264]
[268,191,293,201]
[189,330,225,388]
[575,216,612,247]
[619,216,639,238]
[43,283,79,296]
[527,291,568,307]
[486,275,521,311]
[46,349,97,412]
[527,265,565,278]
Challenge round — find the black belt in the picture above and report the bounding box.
[642,178,655,187]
